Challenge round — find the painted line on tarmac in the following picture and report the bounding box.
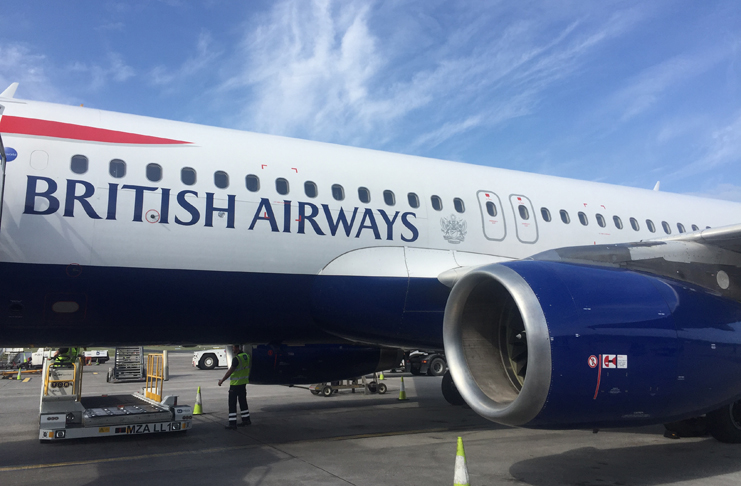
[0,425,480,472]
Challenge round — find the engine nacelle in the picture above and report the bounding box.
[248,344,402,385]
[443,260,741,428]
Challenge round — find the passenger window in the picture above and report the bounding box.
[245,174,260,192]
[332,184,344,201]
[578,211,588,226]
[109,159,126,178]
[146,163,162,182]
[431,195,443,211]
[596,213,606,227]
[214,171,229,189]
[181,167,196,186]
[454,198,465,213]
[276,178,289,195]
[71,155,88,174]
[358,187,370,204]
[518,205,529,220]
[305,181,318,198]
[646,219,656,233]
[384,190,395,206]
[613,216,623,230]
[662,221,671,234]
[560,210,570,224]
[407,193,420,208]
[488,202,499,217]
[540,207,550,222]
[677,223,686,233]
[630,217,640,231]
[691,224,699,231]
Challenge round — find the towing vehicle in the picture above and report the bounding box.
[39,354,192,441]
[407,351,447,376]
[192,348,229,370]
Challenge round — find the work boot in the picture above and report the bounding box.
[238,419,251,426]
[224,424,237,430]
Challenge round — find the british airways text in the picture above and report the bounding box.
[23,176,420,242]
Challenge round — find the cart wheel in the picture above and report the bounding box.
[378,383,387,394]
[322,386,333,397]
[310,389,320,395]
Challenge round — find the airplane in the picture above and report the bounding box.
[1,82,741,442]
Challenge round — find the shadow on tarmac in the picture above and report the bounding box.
[509,438,741,485]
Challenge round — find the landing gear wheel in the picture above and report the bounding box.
[707,401,741,443]
[441,370,465,406]
[428,358,447,376]
[199,354,217,370]
[367,382,378,393]
[322,386,333,397]
[377,383,387,394]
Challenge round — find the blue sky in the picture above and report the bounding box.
[1,1,740,200]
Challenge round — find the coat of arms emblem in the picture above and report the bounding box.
[440,214,467,244]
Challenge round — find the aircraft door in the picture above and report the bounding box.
[476,190,506,241]
[509,194,538,244]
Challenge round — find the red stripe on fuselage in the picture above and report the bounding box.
[0,116,191,145]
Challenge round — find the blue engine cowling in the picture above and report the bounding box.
[248,344,402,385]
[443,260,741,428]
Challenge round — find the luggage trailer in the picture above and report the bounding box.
[39,354,192,441]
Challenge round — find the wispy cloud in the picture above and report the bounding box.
[67,52,135,91]
[0,43,64,102]
[222,1,646,153]
[150,31,220,87]
[670,112,741,181]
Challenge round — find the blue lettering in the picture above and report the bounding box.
[248,198,279,232]
[175,190,200,226]
[378,210,399,241]
[121,185,158,222]
[160,188,170,224]
[323,205,358,237]
[283,200,291,233]
[106,183,118,220]
[64,179,101,219]
[298,202,325,235]
[355,208,381,239]
[205,193,235,228]
[24,176,59,215]
[400,212,419,242]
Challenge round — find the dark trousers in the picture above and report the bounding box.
[228,384,250,424]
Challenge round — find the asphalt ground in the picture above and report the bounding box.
[2,353,741,485]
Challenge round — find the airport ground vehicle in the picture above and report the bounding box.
[407,351,447,376]
[192,349,228,370]
[39,354,191,441]
[309,374,387,396]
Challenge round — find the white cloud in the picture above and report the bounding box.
[150,31,220,87]
[670,112,741,181]
[67,52,135,91]
[222,1,646,152]
[0,43,64,102]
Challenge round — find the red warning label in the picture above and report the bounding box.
[603,355,617,368]
[588,355,598,368]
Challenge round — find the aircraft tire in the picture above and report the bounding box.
[707,401,741,443]
[441,370,466,406]
[663,417,707,438]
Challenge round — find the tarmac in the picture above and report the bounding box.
[2,352,741,485]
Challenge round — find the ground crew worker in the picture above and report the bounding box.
[52,347,80,367]
[218,344,251,429]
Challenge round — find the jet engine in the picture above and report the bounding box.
[248,344,402,385]
[443,260,741,430]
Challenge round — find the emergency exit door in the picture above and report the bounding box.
[509,194,538,244]
[476,190,507,241]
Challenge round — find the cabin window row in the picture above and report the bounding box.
[70,155,467,212]
[539,207,702,234]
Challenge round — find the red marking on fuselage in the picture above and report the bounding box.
[0,116,191,145]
